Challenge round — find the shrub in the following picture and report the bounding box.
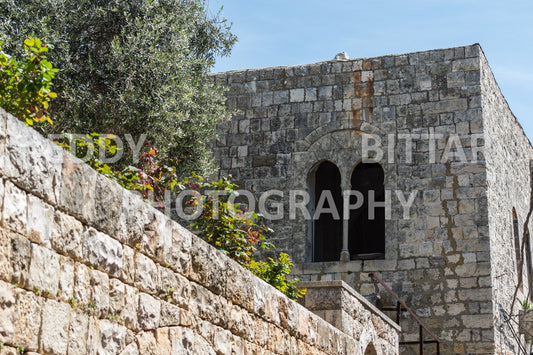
[185,176,305,300]
[0,37,58,126]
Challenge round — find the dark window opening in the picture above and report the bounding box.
[513,208,522,285]
[349,162,385,260]
[526,229,533,296]
[313,161,342,262]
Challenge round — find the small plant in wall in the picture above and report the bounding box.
[523,299,532,311]
[16,345,25,354]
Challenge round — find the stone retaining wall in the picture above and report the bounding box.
[0,108,399,354]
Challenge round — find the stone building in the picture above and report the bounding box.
[212,44,533,354]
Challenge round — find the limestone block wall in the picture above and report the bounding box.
[0,107,399,355]
[481,50,533,354]
[299,281,400,351]
[213,45,500,353]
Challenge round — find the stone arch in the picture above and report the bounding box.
[291,128,396,262]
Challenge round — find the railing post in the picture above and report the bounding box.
[436,341,440,355]
[419,325,424,355]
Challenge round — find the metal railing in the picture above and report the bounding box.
[369,273,441,355]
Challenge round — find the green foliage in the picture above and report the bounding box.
[0,37,58,126]
[187,176,273,266]
[249,253,306,300]
[523,298,531,311]
[186,176,305,300]
[56,133,179,207]
[1,0,236,178]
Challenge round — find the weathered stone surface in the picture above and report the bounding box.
[58,255,75,301]
[119,190,148,246]
[60,153,96,223]
[51,210,84,260]
[26,194,54,247]
[119,342,139,355]
[0,281,15,344]
[138,292,160,330]
[28,243,60,292]
[134,252,158,294]
[83,227,123,277]
[10,233,31,287]
[0,230,12,282]
[40,299,70,355]
[94,174,123,236]
[90,268,110,317]
[4,114,63,204]
[123,284,140,330]
[74,262,92,306]
[12,288,42,352]
[136,331,157,355]
[67,310,89,355]
[98,319,126,354]
[2,180,26,235]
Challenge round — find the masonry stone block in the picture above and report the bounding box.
[83,227,123,277]
[90,268,110,317]
[134,252,158,294]
[0,230,12,282]
[40,299,70,355]
[26,194,53,247]
[98,319,126,354]
[138,292,160,330]
[51,210,84,260]
[94,174,123,237]
[74,262,92,306]
[57,255,75,302]
[4,114,63,204]
[28,243,60,292]
[2,181,26,235]
[60,153,96,223]
[12,288,42,352]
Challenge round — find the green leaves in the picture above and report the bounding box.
[186,176,305,300]
[1,0,236,177]
[0,38,58,126]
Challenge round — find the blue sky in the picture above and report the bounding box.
[209,0,533,142]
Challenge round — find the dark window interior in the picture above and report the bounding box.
[513,208,522,284]
[313,161,342,262]
[526,229,533,295]
[349,162,385,260]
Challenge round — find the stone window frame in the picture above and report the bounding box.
[291,127,398,264]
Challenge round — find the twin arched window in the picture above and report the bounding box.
[312,161,385,262]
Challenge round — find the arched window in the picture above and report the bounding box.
[312,161,342,262]
[513,208,522,285]
[349,162,385,260]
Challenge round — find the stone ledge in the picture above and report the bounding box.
[299,280,401,332]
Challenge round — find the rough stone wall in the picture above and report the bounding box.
[0,108,399,355]
[299,281,400,351]
[213,45,499,353]
[481,50,533,354]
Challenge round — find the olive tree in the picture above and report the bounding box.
[0,0,236,177]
